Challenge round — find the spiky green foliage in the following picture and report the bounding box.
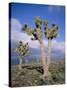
[43,20,48,26]
[16,41,30,57]
[22,24,33,35]
[44,22,58,39]
[22,24,28,31]
[34,17,42,28]
[22,17,43,44]
[22,17,58,43]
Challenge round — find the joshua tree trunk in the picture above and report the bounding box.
[36,28,49,77]
[19,56,25,70]
[40,42,48,77]
[19,56,22,70]
[47,39,51,71]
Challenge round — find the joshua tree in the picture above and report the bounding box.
[22,17,58,78]
[16,41,30,70]
[44,20,58,73]
[22,17,48,77]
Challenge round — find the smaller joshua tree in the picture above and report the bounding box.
[16,41,30,70]
[43,20,58,73]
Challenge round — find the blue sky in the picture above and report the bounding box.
[10,3,65,57]
[10,3,65,42]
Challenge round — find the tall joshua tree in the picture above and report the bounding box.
[44,21,58,72]
[16,41,30,70]
[34,17,49,77]
[22,17,48,77]
[22,17,58,77]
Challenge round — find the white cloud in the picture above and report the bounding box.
[11,18,30,42]
[11,30,39,49]
[52,40,65,53]
[11,18,39,49]
[43,39,65,53]
[11,18,65,53]
[11,18,21,31]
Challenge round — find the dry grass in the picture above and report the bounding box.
[10,60,65,87]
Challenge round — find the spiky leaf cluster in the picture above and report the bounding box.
[44,22,58,39]
[22,17,43,43]
[16,41,30,57]
[22,17,58,42]
[43,20,48,27]
[34,17,42,43]
[22,24,33,35]
[34,17,42,28]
